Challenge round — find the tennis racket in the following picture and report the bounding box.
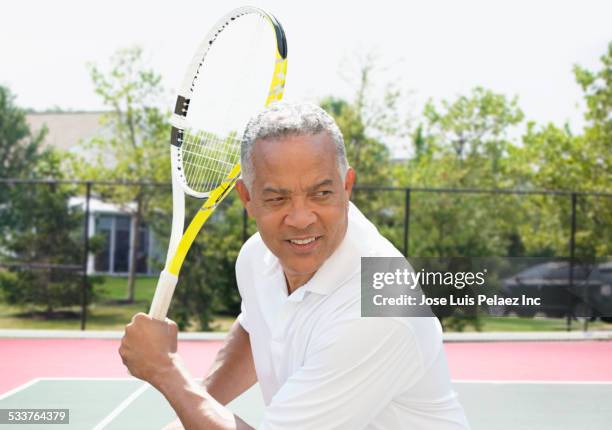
[149,7,288,320]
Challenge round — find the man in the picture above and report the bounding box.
[120,103,470,429]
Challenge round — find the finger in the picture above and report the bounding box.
[166,319,179,335]
[166,319,179,352]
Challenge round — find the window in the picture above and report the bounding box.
[93,214,152,275]
[113,216,130,273]
[94,216,112,272]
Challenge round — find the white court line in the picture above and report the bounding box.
[0,329,227,340]
[453,379,612,385]
[92,382,150,430]
[2,329,610,342]
[35,377,135,381]
[0,378,41,401]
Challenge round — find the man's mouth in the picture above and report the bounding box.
[286,236,322,250]
[290,237,316,245]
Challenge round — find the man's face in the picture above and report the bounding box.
[236,132,355,288]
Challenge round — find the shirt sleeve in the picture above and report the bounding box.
[235,237,254,334]
[237,300,250,333]
[258,318,424,430]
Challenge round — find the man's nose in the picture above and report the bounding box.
[284,199,316,230]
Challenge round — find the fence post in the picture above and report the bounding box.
[566,192,577,332]
[80,182,92,331]
[403,189,411,257]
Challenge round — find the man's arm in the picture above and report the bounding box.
[203,319,257,405]
[119,314,256,430]
[153,355,253,430]
[162,319,257,429]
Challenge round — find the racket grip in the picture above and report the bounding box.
[149,270,179,321]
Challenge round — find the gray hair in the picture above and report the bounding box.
[240,102,348,189]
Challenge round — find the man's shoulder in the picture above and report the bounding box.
[313,275,443,365]
[237,232,268,267]
[309,315,444,377]
[347,203,404,258]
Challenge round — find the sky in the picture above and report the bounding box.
[1,0,610,143]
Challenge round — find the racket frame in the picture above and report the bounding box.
[149,6,287,320]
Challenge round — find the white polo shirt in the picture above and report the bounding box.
[236,203,470,430]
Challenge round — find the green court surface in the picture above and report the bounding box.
[1,378,611,429]
[0,378,263,429]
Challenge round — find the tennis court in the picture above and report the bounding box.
[2,330,611,429]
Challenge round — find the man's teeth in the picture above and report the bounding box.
[290,237,316,245]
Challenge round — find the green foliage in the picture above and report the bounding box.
[443,313,484,333]
[504,124,579,256]
[168,196,245,331]
[0,85,46,179]
[83,46,169,186]
[0,85,47,239]
[574,42,612,139]
[0,85,94,314]
[499,43,612,258]
[78,46,171,302]
[396,87,528,259]
[0,152,95,314]
[320,97,393,185]
[420,87,524,180]
[572,42,611,196]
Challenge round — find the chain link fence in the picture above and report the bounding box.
[0,178,610,330]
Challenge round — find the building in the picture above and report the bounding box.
[27,112,161,276]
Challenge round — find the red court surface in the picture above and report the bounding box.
[2,338,612,394]
[1,338,221,394]
[445,341,612,381]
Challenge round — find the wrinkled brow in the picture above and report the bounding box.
[262,179,335,195]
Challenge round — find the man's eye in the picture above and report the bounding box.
[313,190,332,198]
[265,197,286,203]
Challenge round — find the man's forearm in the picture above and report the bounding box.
[154,355,253,430]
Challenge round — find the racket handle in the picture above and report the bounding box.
[149,270,179,321]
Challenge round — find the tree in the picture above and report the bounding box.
[80,47,170,302]
[573,41,612,257]
[0,85,47,238]
[505,42,612,258]
[573,41,611,194]
[167,195,245,331]
[421,86,524,179]
[397,87,526,260]
[391,88,526,330]
[0,152,97,316]
[0,89,96,315]
[0,85,46,178]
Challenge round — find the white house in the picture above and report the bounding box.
[27,112,162,276]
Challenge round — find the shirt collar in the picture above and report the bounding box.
[300,218,361,296]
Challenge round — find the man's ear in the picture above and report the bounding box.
[235,179,253,216]
[343,167,356,199]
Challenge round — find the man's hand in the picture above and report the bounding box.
[119,313,178,387]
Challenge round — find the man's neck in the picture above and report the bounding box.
[283,272,315,295]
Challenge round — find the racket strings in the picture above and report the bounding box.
[179,13,274,196]
[181,129,240,193]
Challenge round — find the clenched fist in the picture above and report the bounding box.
[119,313,179,387]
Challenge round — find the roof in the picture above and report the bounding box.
[26,111,110,152]
[69,196,136,215]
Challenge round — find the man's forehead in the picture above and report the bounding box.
[252,131,335,155]
[248,132,342,192]
[261,178,336,194]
